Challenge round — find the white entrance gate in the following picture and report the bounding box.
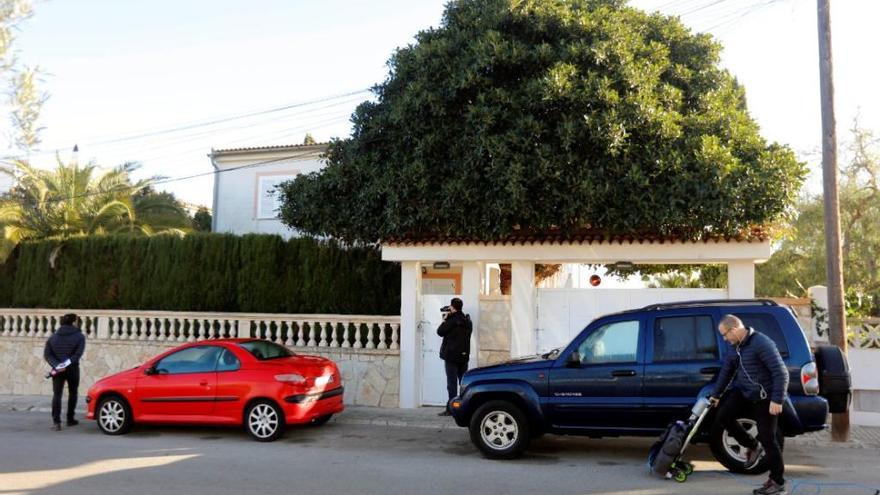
[420,294,454,406]
[535,288,727,354]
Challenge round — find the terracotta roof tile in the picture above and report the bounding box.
[383,227,770,246]
[211,142,329,155]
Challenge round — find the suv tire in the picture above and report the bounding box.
[814,345,852,414]
[469,400,531,459]
[709,416,784,475]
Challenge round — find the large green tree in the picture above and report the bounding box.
[755,125,880,315]
[278,0,805,243]
[0,159,191,244]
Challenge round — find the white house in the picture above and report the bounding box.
[209,143,328,236]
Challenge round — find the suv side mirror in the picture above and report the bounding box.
[566,351,582,367]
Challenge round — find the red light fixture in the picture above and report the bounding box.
[589,274,601,287]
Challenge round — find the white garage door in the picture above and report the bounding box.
[535,288,727,354]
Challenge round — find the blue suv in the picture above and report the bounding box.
[450,300,850,474]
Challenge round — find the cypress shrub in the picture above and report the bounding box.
[0,234,400,314]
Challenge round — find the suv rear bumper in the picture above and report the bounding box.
[789,395,829,434]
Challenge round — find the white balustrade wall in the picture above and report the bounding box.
[0,308,401,408]
[0,309,400,350]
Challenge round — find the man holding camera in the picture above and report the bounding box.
[436,297,473,416]
[44,313,86,431]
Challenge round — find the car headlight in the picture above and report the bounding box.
[275,373,306,384]
[314,374,335,387]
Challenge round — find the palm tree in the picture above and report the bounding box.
[0,158,191,244]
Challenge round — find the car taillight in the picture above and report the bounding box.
[275,373,306,384]
[801,362,819,395]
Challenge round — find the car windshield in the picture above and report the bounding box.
[238,341,294,361]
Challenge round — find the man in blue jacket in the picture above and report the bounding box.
[44,314,86,431]
[709,314,789,495]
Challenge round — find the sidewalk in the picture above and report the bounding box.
[3,394,877,448]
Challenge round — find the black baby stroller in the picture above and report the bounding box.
[647,397,714,482]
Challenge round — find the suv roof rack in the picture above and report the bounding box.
[639,299,779,312]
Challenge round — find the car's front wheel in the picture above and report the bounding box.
[245,400,285,442]
[709,417,784,475]
[96,395,133,436]
[469,400,531,459]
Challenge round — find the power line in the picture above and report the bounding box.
[63,93,367,160]
[15,149,322,206]
[4,89,370,159]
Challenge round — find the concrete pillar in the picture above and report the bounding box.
[398,261,420,408]
[511,261,536,357]
[462,262,482,370]
[809,285,830,344]
[727,260,755,299]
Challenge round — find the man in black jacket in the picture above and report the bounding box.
[436,297,472,416]
[44,313,86,431]
[709,314,789,495]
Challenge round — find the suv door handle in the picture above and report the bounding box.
[700,367,720,375]
[610,370,636,377]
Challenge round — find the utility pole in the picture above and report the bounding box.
[817,0,849,442]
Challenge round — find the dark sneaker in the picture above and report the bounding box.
[745,444,764,469]
[437,410,452,417]
[66,419,79,427]
[753,478,786,495]
[51,423,62,431]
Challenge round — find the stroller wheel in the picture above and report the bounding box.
[683,462,695,475]
[673,470,688,483]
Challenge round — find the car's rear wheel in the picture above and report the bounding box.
[245,400,285,442]
[310,414,333,426]
[469,400,530,459]
[710,417,784,475]
[97,395,133,436]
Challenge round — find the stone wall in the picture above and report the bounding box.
[478,296,511,365]
[0,336,399,407]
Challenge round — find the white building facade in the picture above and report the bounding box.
[210,143,328,237]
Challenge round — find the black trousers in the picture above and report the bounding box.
[51,365,80,425]
[716,388,784,484]
[444,359,468,406]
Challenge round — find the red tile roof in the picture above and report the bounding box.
[383,227,770,246]
[211,142,329,155]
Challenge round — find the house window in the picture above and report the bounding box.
[256,174,296,219]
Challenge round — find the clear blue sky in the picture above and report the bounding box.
[5,0,878,208]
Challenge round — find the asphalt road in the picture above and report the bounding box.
[1,411,878,495]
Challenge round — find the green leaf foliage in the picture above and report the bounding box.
[756,124,880,316]
[278,0,805,242]
[0,233,400,315]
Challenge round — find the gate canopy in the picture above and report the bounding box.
[381,232,773,408]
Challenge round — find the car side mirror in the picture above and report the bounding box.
[566,351,582,367]
[145,366,157,375]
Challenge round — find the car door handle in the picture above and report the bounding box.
[610,370,636,377]
[199,380,209,386]
[700,367,720,375]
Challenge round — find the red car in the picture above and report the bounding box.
[85,339,344,441]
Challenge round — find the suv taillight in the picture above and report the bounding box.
[801,362,819,395]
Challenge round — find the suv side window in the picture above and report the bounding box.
[653,315,718,362]
[734,312,790,357]
[578,320,639,364]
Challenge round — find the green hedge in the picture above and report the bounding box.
[0,234,400,315]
